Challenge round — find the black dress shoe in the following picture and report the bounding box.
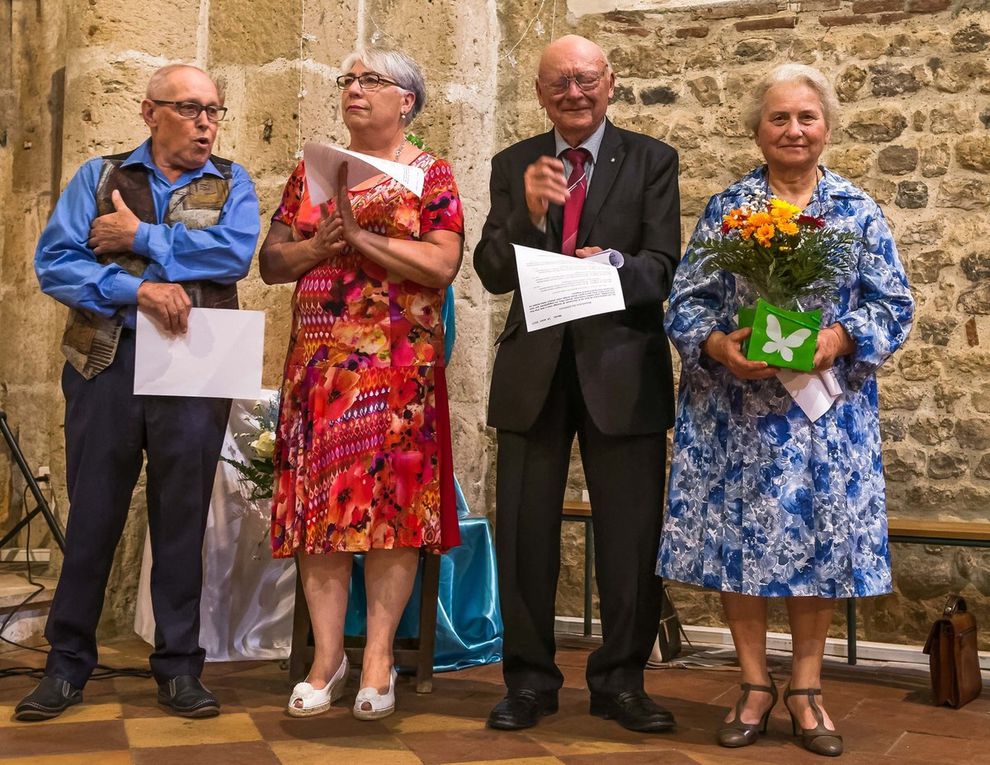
[157,675,220,718]
[590,690,676,733]
[487,688,559,730]
[14,676,83,721]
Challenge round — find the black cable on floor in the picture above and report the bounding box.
[0,484,151,682]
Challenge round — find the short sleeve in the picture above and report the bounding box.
[420,158,464,236]
[272,161,306,227]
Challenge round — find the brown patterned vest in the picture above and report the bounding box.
[61,152,240,379]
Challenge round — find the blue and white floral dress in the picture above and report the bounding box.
[657,166,914,598]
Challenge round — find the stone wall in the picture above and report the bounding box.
[2,0,989,650]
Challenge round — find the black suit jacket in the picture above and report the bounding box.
[474,120,681,436]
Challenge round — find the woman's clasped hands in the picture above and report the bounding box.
[308,161,361,259]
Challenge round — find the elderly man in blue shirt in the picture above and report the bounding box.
[16,64,259,722]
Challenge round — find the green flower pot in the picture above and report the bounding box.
[737,298,820,372]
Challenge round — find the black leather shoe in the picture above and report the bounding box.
[14,676,83,721]
[487,688,559,730]
[157,675,220,718]
[590,690,676,733]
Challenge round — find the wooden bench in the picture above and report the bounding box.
[845,519,990,664]
[562,501,596,636]
[563,500,990,664]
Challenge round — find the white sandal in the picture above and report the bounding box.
[286,654,349,717]
[353,667,397,720]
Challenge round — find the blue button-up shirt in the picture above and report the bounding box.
[35,140,260,327]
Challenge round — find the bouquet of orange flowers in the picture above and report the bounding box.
[692,195,857,371]
[694,195,856,309]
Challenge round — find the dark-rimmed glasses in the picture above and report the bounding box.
[336,72,401,91]
[151,100,228,122]
[541,68,607,96]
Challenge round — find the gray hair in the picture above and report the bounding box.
[146,64,224,102]
[743,64,840,135]
[341,47,426,125]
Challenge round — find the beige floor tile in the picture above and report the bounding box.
[270,738,421,764]
[123,712,262,748]
[455,759,565,765]
[0,753,133,765]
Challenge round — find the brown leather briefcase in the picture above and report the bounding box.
[923,595,983,709]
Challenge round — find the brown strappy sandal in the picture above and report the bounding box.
[716,678,778,748]
[784,686,843,757]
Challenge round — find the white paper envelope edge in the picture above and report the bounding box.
[134,308,265,400]
[303,142,425,202]
[776,369,839,422]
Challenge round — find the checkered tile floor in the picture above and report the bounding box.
[1,638,988,764]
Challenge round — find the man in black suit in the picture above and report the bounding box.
[474,35,680,732]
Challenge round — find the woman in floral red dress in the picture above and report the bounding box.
[259,47,463,721]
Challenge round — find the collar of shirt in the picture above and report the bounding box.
[122,138,223,190]
[554,119,606,186]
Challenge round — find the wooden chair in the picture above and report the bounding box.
[289,552,442,693]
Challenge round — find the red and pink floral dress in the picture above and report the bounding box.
[270,153,463,556]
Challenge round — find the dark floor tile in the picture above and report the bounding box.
[888,731,990,761]
[0,720,129,758]
[400,728,553,764]
[132,741,281,765]
[560,752,701,764]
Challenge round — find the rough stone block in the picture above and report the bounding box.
[734,16,798,32]
[916,317,955,346]
[694,1,780,20]
[960,251,990,283]
[848,33,886,59]
[956,418,990,450]
[878,145,918,174]
[906,0,950,10]
[955,135,990,173]
[919,139,950,177]
[852,0,904,13]
[845,108,907,142]
[958,283,990,315]
[209,0,303,66]
[819,14,870,27]
[870,65,922,97]
[895,180,928,208]
[930,103,975,133]
[937,178,990,210]
[883,445,926,481]
[687,76,721,107]
[674,26,710,39]
[826,145,874,178]
[733,38,778,61]
[951,23,990,53]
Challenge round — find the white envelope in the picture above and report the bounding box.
[303,142,425,202]
[134,307,265,400]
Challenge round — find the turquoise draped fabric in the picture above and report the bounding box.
[344,286,503,670]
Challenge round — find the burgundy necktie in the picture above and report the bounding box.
[560,148,590,256]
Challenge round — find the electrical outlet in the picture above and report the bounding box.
[581,489,590,504]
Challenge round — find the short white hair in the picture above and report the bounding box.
[743,64,839,135]
[341,47,426,125]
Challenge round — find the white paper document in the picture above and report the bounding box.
[776,368,842,422]
[303,142,425,202]
[513,244,625,332]
[134,307,265,400]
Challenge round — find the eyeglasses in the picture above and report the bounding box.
[336,72,402,91]
[151,100,228,122]
[542,69,607,96]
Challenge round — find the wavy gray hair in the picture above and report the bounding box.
[341,47,426,125]
[743,64,840,135]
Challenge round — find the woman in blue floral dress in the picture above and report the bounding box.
[657,65,913,757]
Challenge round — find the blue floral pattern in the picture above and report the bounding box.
[657,166,914,598]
